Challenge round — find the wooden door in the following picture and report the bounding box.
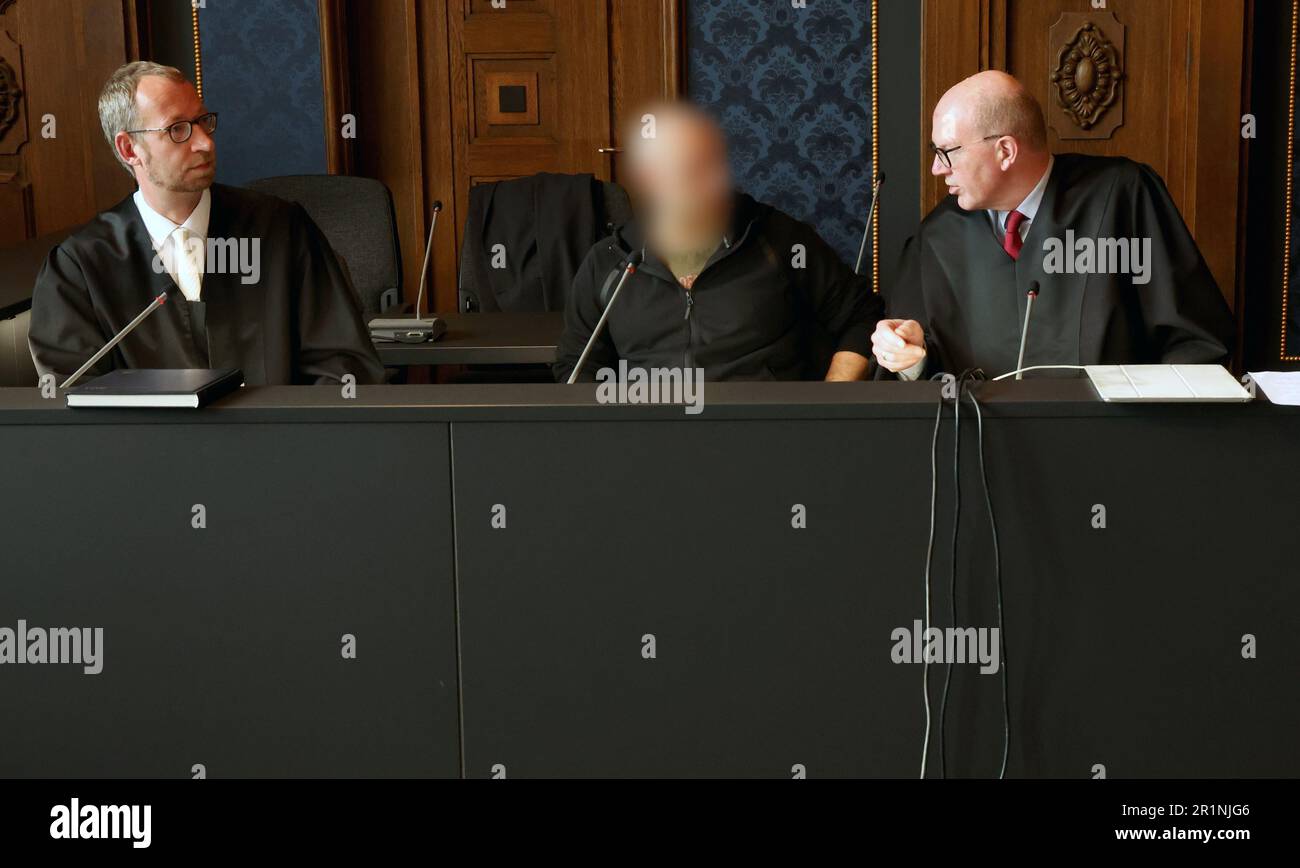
[346,0,681,314]
[446,0,612,257]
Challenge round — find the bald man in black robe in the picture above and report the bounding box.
[29,62,383,387]
[873,71,1234,379]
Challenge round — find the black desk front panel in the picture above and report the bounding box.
[0,417,459,778]
[449,394,1300,778]
[978,412,1300,778]
[0,383,1296,778]
[453,418,931,778]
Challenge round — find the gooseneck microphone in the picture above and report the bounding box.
[59,286,176,390]
[1013,280,1041,381]
[368,199,446,344]
[414,200,443,321]
[566,249,644,385]
[854,171,886,275]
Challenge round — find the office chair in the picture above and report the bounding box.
[246,174,403,319]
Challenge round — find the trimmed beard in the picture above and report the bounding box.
[139,142,212,194]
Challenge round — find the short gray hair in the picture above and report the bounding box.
[98,61,189,176]
[970,87,1048,152]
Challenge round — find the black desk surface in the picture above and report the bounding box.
[374,311,562,366]
[0,378,1294,423]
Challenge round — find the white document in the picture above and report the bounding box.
[1247,371,1300,406]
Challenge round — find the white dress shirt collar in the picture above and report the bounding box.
[989,155,1054,235]
[133,187,211,246]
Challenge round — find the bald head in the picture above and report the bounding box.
[624,101,734,251]
[938,70,1047,151]
[625,102,727,172]
[931,71,1051,211]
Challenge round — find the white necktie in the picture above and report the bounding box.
[174,226,204,301]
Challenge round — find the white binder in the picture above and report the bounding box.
[1085,364,1252,402]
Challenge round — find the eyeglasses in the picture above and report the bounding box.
[930,133,1005,169]
[126,112,218,144]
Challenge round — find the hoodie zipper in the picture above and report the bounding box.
[675,227,752,371]
[610,207,762,372]
[682,286,696,369]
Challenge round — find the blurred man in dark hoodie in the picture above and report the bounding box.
[554,101,882,383]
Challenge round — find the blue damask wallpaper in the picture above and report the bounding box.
[687,0,873,267]
[199,0,327,186]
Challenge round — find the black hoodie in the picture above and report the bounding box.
[553,193,883,382]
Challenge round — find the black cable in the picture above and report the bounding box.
[918,381,946,779]
[923,370,1010,780]
[937,372,964,778]
[965,383,1011,778]
[939,368,990,777]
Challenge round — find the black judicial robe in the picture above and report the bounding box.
[885,153,1235,377]
[28,184,385,386]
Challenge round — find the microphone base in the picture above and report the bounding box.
[368,316,447,344]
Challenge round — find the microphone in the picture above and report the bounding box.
[853,171,886,275]
[565,249,644,385]
[1014,280,1041,381]
[60,286,176,390]
[369,199,446,344]
[414,199,443,321]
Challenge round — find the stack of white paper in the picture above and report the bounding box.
[1247,371,1300,406]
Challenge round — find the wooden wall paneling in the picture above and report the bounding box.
[607,0,684,190]
[397,0,428,312]
[64,0,140,225]
[417,0,458,316]
[1,0,141,242]
[919,0,1006,215]
[318,0,354,177]
[122,0,142,60]
[1231,0,1252,366]
[444,0,474,306]
[350,0,431,313]
[1164,1,1193,215]
[1186,0,1248,312]
[1009,2,1178,171]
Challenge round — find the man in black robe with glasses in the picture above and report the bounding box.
[873,71,1234,380]
[28,62,383,386]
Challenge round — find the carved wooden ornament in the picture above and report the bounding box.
[1048,12,1125,140]
[0,25,27,153]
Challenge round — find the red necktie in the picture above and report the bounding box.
[1002,210,1027,260]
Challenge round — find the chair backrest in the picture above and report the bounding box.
[245,175,402,317]
[458,174,634,313]
[0,226,79,388]
[0,310,38,387]
[601,181,633,229]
